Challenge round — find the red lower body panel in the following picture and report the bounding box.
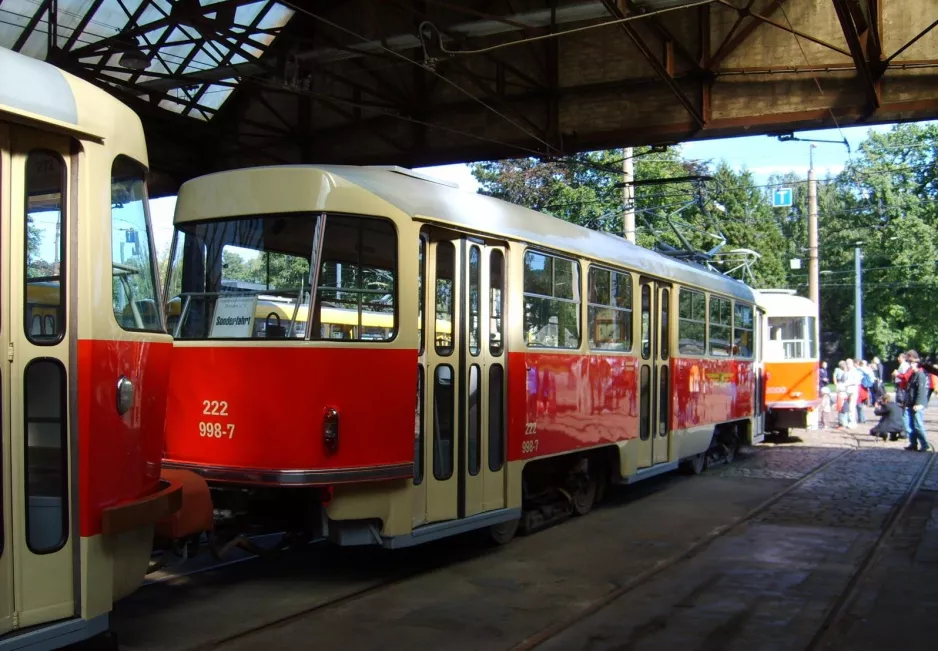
[162,346,418,477]
[78,339,171,537]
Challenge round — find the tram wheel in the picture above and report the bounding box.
[489,518,520,545]
[571,475,597,516]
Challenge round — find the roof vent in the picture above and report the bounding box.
[368,165,459,188]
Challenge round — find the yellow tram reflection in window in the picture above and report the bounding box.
[166,294,449,344]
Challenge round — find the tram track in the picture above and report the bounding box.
[510,437,936,651]
[163,445,851,651]
[806,448,938,651]
[508,446,856,651]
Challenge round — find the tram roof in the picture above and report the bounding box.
[175,164,755,303]
[0,47,140,145]
[754,289,818,318]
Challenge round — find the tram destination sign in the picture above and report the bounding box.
[210,295,257,338]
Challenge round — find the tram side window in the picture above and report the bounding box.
[315,216,397,342]
[734,304,754,358]
[111,156,162,332]
[523,250,580,349]
[587,267,632,351]
[677,289,706,355]
[709,296,732,357]
[768,316,812,360]
[24,151,66,345]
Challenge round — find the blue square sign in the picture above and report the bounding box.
[773,188,793,208]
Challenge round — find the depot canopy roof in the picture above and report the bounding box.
[0,0,292,120]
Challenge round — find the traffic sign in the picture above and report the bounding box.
[773,188,793,207]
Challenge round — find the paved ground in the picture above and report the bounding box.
[101,405,938,651]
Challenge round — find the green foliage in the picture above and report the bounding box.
[222,250,311,291]
[470,125,938,359]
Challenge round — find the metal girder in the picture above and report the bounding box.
[709,0,787,69]
[713,0,850,57]
[601,0,705,128]
[832,0,881,114]
[12,0,51,52]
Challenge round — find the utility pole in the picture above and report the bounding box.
[807,144,819,305]
[855,245,863,359]
[623,147,635,242]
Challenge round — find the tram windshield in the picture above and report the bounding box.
[767,316,817,360]
[165,213,397,341]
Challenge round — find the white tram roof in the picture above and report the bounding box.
[175,164,755,303]
[754,289,818,318]
[0,46,143,153]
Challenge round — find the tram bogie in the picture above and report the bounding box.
[159,164,768,552]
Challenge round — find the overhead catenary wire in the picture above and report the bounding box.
[279,0,561,156]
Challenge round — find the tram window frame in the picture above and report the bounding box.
[733,303,754,358]
[433,364,455,481]
[468,245,481,357]
[709,296,733,357]
[110,155,164,333]
[434,241,455,356]
[166,213,398,342]
[23,358,69,555]
[488,364,505,472]
[660,288,670,360]
[587,266,632,352]
[24,150,66,346]
[489,250,505,357]
[418,237,426,356]
[314,216,398,343]
[522,249,580,350]
[677,289,706,355]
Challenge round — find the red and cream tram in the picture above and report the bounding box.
[755,289,821,436]
[162,165,761,546]
[1,48,180,649]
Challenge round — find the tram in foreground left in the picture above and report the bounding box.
[1,48,181,650]
[162,164,763,547]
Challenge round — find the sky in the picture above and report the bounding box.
[147,122,914,260]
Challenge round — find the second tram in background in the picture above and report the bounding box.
[755,289,821,437]
[161,164,763,548]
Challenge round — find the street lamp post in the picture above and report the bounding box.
[854,245,863,360]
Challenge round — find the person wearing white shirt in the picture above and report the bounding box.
[843,359,862,428]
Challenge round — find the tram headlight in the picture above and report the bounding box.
[323,408,339,453]
[116,376,134,416]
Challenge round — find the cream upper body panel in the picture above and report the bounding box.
[175,165,755,304]
[754,289,818,318]
[0,46,147,166]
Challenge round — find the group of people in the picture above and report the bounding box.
[819,357,884,429]
[819,351,936,452]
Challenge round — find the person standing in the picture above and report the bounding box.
[844,358,862,429]
[819,361,830,390]
[870,356,885,403]
[905,351,931,452]
[834,361,848,428]
[818,360,831,428]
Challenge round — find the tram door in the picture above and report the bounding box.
[416,232,508,525]
[1,126,76,632]
[635,279,672,468]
